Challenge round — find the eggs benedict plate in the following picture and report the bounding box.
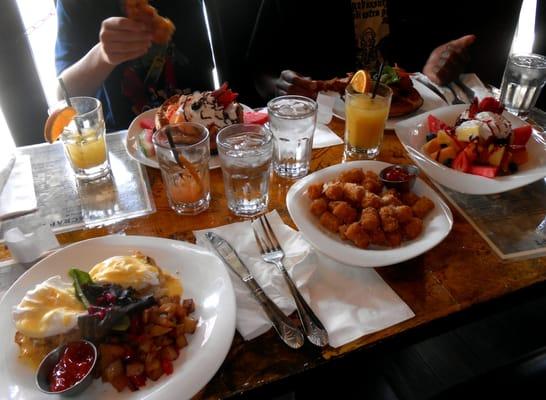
[0,235,236,400]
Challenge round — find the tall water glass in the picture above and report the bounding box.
[217,124,273,216]
[153,123,210,215]
[267,95,317,179]
[500,53,546,118]
[54,97,110,180]
[344,83,392,159]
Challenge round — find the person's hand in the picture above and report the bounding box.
[98,17,152,66]
[275,70,318,98]
[423,34,476,85]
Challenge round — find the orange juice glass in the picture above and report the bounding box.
[153,123,210,215]
[56,97,110,180]
[344,83,392,159]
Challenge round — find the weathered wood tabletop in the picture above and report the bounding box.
[2,118,546,399]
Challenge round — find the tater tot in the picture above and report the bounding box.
[310,198,328,216]
[380,193,402,207]
[339,224,348,240]
[394,205,413,223]
[412,196,435,218]
[363,179,383,194]
[401,192,420,206]
[343,183,366,204]
[360,207,381,231]
[369,228,387,246]
[361,191,381,209]
[307,183,324,199]
[332,202,358,224]
[339,168,365,183]
[319,211,341,232]
[385,230,403,247]
[379,206,399,232]
[364,171,380,182]
[345,222,370,249]
[403,217,423,239]
[384,188,400,199]
[324,182,345,200]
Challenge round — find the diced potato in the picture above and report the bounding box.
[99,344,126,371]
[182,299,195,313]
[159,303,178,315]
[149,324,172,337]
[176,334,188,349]
[110,374,129,392]
[182,317,197,334]
[104,359,124,382]
[126,362,145,377]
[147,367,163,381]
[160,345,179,361]
[139,337,153,353]
[156,315,175,328]
[176,304,187,320]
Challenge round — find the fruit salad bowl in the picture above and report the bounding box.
[394,104,546,194]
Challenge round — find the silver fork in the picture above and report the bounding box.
[252,215,329,347]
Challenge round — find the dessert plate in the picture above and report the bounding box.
[286,160,453,267]
[0,235,236,399]
[394,104,546,194]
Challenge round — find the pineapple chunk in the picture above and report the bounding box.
[488,146,506,167]
[437,130,459,150]
[455,125,480,142]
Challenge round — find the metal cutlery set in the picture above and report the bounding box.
[413,74,477,105]
[206,214,328,348]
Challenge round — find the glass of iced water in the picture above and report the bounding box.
[153,123,211,215]
[216,124,273,216]
[500,53,546,118]
[267,95,317,179]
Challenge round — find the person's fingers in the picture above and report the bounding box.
[280,70,299,84]
[449,34,476,49]
[103,40,151,54]
[102,16,149,33]
[276,78,291,92]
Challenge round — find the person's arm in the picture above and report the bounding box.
[56,9,152,100]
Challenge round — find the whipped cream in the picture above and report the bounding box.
[173,92,239,129]
[475,112,512,139]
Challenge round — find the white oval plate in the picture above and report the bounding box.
[394,104,546,194]
[0,235,236,400]
[125,104,255,170]
[286,160,453,267]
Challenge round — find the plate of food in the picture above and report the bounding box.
[394,97,546,194]
[125,84,265,169]
[286,160,453,267]
[330,66,445,128]
[0,235,236,399]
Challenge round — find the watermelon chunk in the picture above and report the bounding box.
[511,125,532,146]
[469,165,498,178]
[139,118,154,130]
[244,111,269,125]
[137,128,155,157]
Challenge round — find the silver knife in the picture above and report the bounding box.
[413,75,449,105]
[205,232,305,349]
[454,78,477,102]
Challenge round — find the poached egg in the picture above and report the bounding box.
[12,276,86,339]
[88,253,182,297]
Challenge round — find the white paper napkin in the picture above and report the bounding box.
[0,155,38,221]
[194,210,415,348]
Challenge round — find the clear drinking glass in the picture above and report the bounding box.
[500,53,546,118]
[267,95,317,179]
[55,97,110,180]
[217,124,273,216]
[344,83,392,159]
[153,123,211,215]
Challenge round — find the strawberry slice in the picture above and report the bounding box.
[139,118,154,130]
[217,90,238,108]
[478,97,504,114]
[468,98,479,119]
[211,82,228,98]
[427,115,450,133]
[244,111,269,125]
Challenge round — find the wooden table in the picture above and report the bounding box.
[3,118,546,399]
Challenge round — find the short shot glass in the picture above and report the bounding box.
[216,124,273,216]
[153,123,211,215]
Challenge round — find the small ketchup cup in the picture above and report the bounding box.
[379,164,419,192]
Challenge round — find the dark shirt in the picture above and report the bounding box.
[246,0,545,109]
[55,0,214,131]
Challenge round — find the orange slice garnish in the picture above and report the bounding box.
[350,70,372,93]
[44,106,77,143]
